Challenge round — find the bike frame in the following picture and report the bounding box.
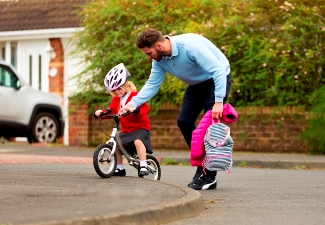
[105,114,139,165]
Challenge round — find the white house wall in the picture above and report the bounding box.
[0,28,84,145]
[62,38,85,146]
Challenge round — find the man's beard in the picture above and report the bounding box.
[153,49,165,62]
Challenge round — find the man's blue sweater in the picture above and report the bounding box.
[129,33,230,108]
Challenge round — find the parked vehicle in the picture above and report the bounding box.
[0,59,64,143]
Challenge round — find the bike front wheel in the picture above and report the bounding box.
[93,143,117,178]
[138,154,161,180]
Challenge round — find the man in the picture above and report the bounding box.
[119,29,231,190]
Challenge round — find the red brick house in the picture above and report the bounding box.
[0,0,86,145]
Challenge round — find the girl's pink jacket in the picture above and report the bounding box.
[190,110,213,166]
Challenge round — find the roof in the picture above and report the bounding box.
[0,0,87,32]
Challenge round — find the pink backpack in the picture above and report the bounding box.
[190,103,238,167]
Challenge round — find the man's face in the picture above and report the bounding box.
[141,46,164,62]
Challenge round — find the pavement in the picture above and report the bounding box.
[1,142,325,225]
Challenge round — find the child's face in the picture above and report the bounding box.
[111,87,127,97]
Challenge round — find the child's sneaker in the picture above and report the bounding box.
[188,166,203,186]
[113,168,126,176]
[189,175,217,190]
[139,166,149,176]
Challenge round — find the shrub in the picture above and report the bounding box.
[70,0,325,109]
[300,85,325,154]
[221,0,325,107]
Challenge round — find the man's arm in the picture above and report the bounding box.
[119,61,166,114]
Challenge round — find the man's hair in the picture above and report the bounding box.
[136,29,165,48]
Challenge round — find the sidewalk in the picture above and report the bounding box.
[0,143,204,225]
[1,143,325,225]
[156,150,325,169]
[1,143,325,169]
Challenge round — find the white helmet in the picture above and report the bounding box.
[104,63,131,91]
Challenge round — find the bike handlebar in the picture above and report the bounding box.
[99,107,140,118]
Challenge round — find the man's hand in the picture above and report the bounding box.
[118,103,136,115]
[212,102,223,119]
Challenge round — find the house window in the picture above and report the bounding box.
[29,55,32,85]
[11,42,17,68]
[1,47,5,59]
[0,42,17,67]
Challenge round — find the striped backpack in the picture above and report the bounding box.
[203,120,234,172]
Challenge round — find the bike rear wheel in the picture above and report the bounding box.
[138,154,161,180]
[93,143,117,178]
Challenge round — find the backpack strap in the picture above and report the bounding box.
[206,120,231,148]
[225,126,230,140]
[212,118,220,124]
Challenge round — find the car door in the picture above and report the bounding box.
[0,64,27,123]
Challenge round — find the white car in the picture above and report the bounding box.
[0,59,64,143]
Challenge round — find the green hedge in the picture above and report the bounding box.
[70,0,325,109]
[301,86,325,154]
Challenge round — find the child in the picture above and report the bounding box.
[93,63,152,177]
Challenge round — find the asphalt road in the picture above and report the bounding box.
[161,166,325,225]
[1,143,325,225]
[1,163,324,225]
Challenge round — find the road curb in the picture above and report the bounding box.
[27,181,204,225]
[232,159,325,169]
[161,157,325,169]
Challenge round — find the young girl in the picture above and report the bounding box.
[93,63,152,176]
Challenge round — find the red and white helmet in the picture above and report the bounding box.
[104,63,131,91]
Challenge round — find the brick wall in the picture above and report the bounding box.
[228,107,307,153]
[49,38,64,96]
[49,38,64,144]
[68,103,308,153]
[68,103,92,146]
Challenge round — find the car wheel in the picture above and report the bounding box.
[31,112,59,143]
[27,136,33,144]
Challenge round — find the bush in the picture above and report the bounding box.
[300,85,325,154]
[220,0,325,107]
[70,0,325,109]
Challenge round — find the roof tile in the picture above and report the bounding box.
[0,0,86,31]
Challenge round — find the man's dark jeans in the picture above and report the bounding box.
[177,74,231,148]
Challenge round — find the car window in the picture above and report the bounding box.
[0,65,15,88]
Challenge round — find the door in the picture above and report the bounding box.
[19,40,49,92]
[0,64,26,121]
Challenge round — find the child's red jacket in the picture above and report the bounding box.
[108,92,150,133]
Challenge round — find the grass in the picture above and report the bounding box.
[161,158,190,166]
[294,164,306,170]
[238,161,247,167]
